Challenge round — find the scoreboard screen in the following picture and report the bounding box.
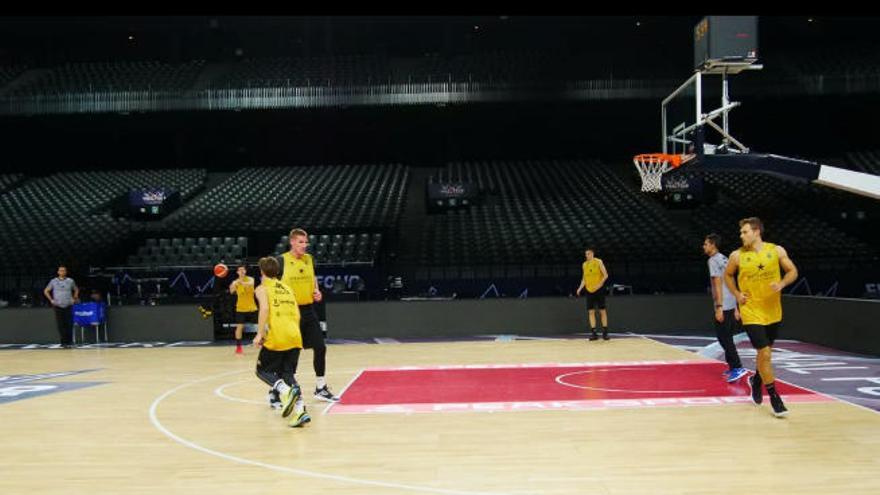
[694,16,758,70]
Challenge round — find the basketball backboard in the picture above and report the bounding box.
[641,16,880,199]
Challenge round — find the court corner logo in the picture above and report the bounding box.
[0,369,106,405]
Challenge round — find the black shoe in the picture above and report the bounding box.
[267,389,282,410]
[602,330,610,340]
[314,385,340,402]
[748,374,763,405]
[589,330,599,341]
[770,394,788,418]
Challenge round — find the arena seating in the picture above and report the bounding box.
[9,60,205,95]
[123,232,383,267]
[213,55,391,88]
[0,157,876,297]
[126,236,248,267]
[0,66,26,88]
[164,163,408,232]
[214,51,682,88]
[419,159,694,268]
[0,168,206,274]
[691,170,876,262]
[0,173,24,194]
[845,150,880,176]
[271,232,383,264]
[786,45,880,77]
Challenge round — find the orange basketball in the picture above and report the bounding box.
[213,263,228,278]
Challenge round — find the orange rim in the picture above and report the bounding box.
[633,153,683,168]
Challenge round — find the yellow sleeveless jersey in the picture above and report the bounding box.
[582,258,604,293]
[263,279,302,351]
[234,276,257,312]
[281,252,316,305]
[737,243,782,325]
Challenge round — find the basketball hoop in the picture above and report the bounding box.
[632,153,685,192]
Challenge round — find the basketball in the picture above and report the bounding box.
[213,263,228,278]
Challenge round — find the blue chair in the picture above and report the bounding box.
[72,302,108,344]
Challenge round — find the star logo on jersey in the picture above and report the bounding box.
[757,263,765,271]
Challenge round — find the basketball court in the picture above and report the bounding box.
[2,336,878,494]
[3,15,879,495]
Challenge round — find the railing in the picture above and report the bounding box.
[4,72,880,116]
[101,259,376,272]
[0,78,684,115]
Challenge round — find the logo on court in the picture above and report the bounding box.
[0,369,106,405]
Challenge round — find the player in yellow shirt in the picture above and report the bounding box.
[576,248,610,341]
[229,265,257,355]
[276,228,339,403]
[724,217,798,418]
[253,256,310,427]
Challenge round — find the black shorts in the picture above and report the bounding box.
[235,311,257,324]
[585,288,607,310]
[298,304,325,349]
[256,346,298,375]
[743,322,781,349]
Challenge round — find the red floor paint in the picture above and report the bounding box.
[329,360,832,415]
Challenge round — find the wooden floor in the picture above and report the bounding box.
[2,337,878,494]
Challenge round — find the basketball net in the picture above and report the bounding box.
[632,153,683,193]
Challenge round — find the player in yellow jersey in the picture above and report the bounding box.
[253,257,310,427]
[229,265,257,355]
[724,217,798,418]
[576,248,610,340]
[276,228,339,402]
